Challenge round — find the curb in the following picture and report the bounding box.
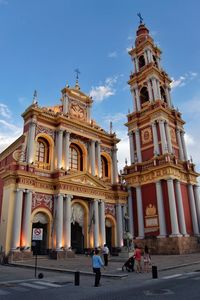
[8,263,128,279]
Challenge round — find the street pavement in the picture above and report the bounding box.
[0,253,200,299]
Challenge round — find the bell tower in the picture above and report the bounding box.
[123,19,200,254]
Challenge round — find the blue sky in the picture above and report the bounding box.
[0,0,200,172]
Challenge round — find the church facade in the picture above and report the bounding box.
[0,20,200,258]
[123,22,200,254]
[0,80,127,258]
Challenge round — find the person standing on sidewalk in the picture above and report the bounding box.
[92,249,104,287]
[102,244,109,266]
[143,245,151,273]
[134,244,142,273]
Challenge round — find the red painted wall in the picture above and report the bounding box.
[141,183,159,236]
[180,183,193,234]
[161,180,172,235]
[142,146,154,161]
[132,187,138,237]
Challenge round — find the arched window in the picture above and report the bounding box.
[160,86,167,103]
[139,55,145,69]
[140,86,149,106]
[101,156,108,178]
[36,138,49,163]
[69,144,83,171]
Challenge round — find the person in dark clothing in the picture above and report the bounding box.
[92,249,104,287]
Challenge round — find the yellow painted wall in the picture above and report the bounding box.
[0,184,15,255]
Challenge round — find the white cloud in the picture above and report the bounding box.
[116,129,130,171]
[108,51,117,58]
[170,71,198,90]
[103,113,126,126]
[0,119,22,153]
[89,76,118,102]
[0,103,11,118]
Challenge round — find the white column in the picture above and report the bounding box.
[136,186,144,238]
[130,87,136,112]
[135,87,141,111]
[151,121,160,155]
[87,104,91,123]
[64,131,70,170]
[134,57,139,72]
[144,50,148,65]
[99,201,106,246]
[176,129,184,160]
[112,145,119,183]
[56,194,64,250]
[156,57,161,69]
[11,189,23,250]
[165,87,171,107]
[159,120,168,154]
[91,140,96,176]
[167,179,181,236]
[63,195,72,249]
[156,181,167,237]
[146,49,152,63]
[165,122,173,153]
[128,131,135,164]
[188,184,200,235]
[175,181,188,236]
[57,129,63,169]
[135,128,142,163]
[93,199,99,248]
[156,80,161,99]
[27,119,36,164]
[180,131,188,161]
[151,77,158,100]
[22,190,32,248]
[147,79,153,102]
[127,187,134,237]
[116,204,123,247]
[194,186,200,229]
[96,142,102,177]
[63,93,69,114]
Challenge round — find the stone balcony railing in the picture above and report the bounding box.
[123,154,196,175]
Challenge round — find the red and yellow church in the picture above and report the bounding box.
[0,20,200,258]
[0,79,127,259]
[123,21,200,253]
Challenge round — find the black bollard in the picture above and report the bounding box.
[74,271,80,286]
[152,265,158,279]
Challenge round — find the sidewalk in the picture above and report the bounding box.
[9,252,200,277]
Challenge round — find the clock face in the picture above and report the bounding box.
[70,104,85,120]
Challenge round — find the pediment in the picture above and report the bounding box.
[63,172,108,189]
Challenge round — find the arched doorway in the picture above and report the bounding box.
[105,218,113,251]
[71,203,85,253]
[32,212,49,255]
[71,222,84,253]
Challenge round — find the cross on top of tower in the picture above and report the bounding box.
[137,12,144,25]
[75,68,80,80]
[74,68,81,90]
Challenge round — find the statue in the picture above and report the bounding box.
[124,213,129,232]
